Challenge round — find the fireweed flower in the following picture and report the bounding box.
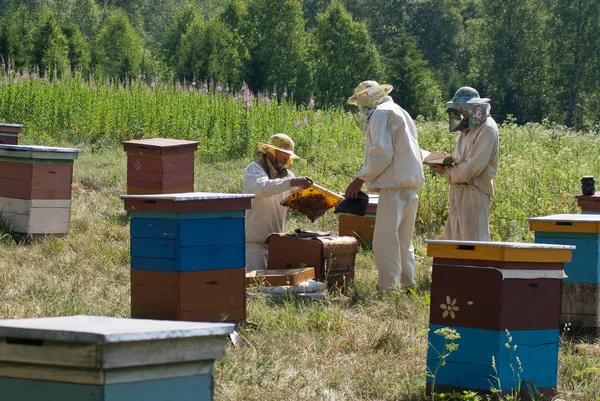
[295,121,300,128]
[191,81,196,86]
[303,117,309,125]
[216,85,222,92]
[272,91,277,97]
[283,91,288,98]
[318,122,323,127]
[308,97,315,108]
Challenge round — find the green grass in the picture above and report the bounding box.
[1,74,600,400]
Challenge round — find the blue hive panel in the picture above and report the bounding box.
[130,218,179,239]
[179,217,245,247]
[0,374,213,401]
[130,238,179,260]
[180,244,246,271]
[535,233,600,284]
[130,257,179,272]
[426,324,559,391]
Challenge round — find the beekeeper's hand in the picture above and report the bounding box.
[345,177,364,199]
[291,176,313,189]
[430,165,446,175]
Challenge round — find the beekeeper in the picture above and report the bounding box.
[243,133,313,272]
[429,87,499,241]
[344,81,425,292]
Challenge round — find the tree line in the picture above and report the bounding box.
[0,0,599,130]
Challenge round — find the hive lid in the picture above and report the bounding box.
[529,213,600,233]
[123,138,199,155]
[0,315,234,343]
[424,239,574,263]
[121,192,255,212]
[0,144,80,162]
[281,184,343,222]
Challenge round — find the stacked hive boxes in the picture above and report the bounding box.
[123,138,199,195]
[0,315,233,401]
[0,144,80,235]
[0,123,23,145]
[338,194,378,245]
[576,193,600,214]
[122,192,254,323]
[425,240,572,399]
[530,214,600,332]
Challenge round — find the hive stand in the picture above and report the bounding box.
[0,315,233,401]
[123,138,200,195]
[0,144,80,235]
[425,240,572,399]
[122,192,254,323]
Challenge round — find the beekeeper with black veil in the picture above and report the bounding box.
[243,134,313,272]
[430,86,499,241]
[344,80,424,292]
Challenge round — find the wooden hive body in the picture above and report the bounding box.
[0,123,23,145]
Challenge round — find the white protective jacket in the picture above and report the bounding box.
[243,161,295,244]
[357,99,425,191]
[443,117,499,195]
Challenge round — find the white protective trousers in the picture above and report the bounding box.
[245,242,269,273]
[444,184,491,241]
[373,187,419,291]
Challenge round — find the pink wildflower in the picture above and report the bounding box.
[303,117,309,125]
[308,97,315,108]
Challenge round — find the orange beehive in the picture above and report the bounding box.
[123,138,200,195]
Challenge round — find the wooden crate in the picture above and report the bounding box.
[425,240,571,398]
[267,233,357,287]
[562,283,600,333]
[131,268,246,323]
[245,267,315,287]
[0,315,232,401]
[123,138,199,195]
[0,123,22,145]
[338,214,375,244]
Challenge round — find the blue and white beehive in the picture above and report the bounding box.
[530,213,600,332]
[0,315,233,401]
[121,192,254,323]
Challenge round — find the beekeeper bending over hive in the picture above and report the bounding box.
[344,81,425,292]
[429,87,499,241]
[243,134,313,272]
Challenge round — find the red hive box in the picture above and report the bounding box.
[0,123,23,145]
[576,192,600,214]
[123,138,200,195]
[267,233,357,288]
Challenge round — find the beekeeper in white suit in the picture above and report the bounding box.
[430,87,499,241]
[243,134,313,272]
[344,81,425,292]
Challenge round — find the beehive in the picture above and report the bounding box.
[0,144,80,235]
[0,123,23,145]
[123,138,199,195]
[425,240,572,399]
[576,192,600,214]
[0,315,233,401]
[338,194,378,245]
[122,192,254,323]
[530,214,600,332]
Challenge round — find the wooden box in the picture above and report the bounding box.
[123,138,199,195]
[131,268,246,323]
[338,194,378,244]
[246,267,315,287]
[267,233,357,287]
[0,145,80,235]
[0,123,22,145]
[0,315,233,401]
[425,240,572,398]
[577,192,600,214]
[530,214,600,332]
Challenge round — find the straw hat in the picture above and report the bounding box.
[347,80,393,108]
[257,133,299,159]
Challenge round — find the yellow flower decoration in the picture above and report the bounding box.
[440,295,460,319]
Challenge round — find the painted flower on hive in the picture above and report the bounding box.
[440,296,459,319]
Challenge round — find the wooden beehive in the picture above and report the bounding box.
[0,144,80,235]
[123,138,199,195]
[0,123,22,145]
[0,315,233,401]
[576,192,600,214]
[338,194,378,245]
[425,240,572,399]
[530,214,600,332]
[122,192,254,324]
[267,233,357,288]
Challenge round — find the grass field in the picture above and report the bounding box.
[1,74,600,400]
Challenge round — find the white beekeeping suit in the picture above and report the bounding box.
[345,81,425,291]
[243,134,312,272]
[442,87,499,241]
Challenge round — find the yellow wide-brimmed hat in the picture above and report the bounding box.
[347,80,393,107]
[257,133,299,159]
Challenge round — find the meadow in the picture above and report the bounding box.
[1,73,600,400]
